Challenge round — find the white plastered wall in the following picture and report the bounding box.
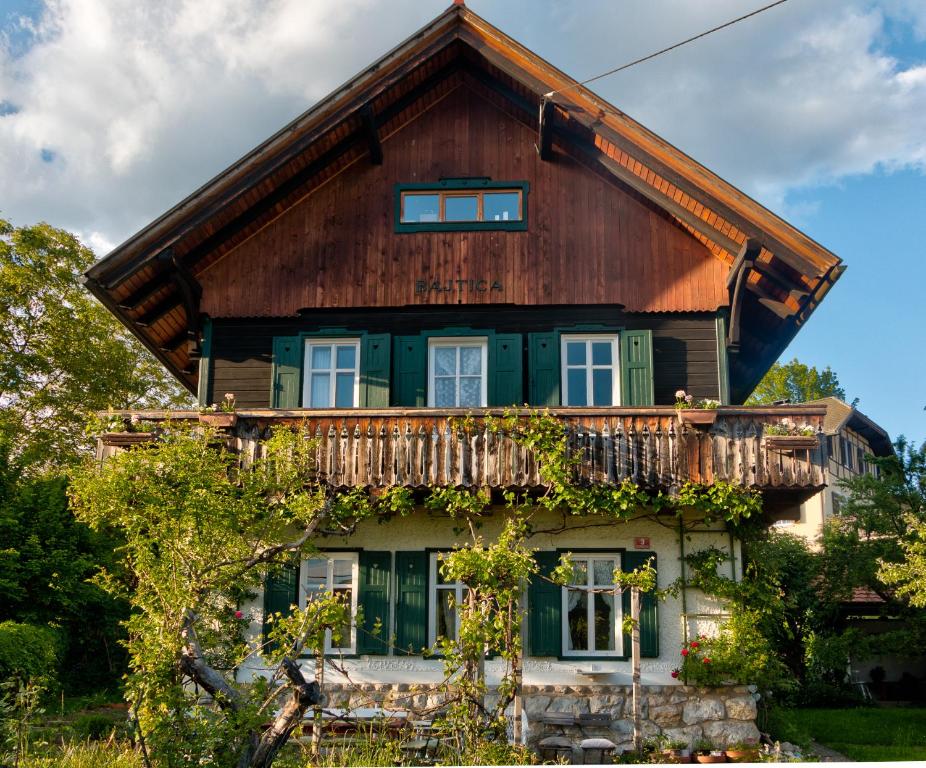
[237,507,739,689]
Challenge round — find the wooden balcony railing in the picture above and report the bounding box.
[100,407,826,497]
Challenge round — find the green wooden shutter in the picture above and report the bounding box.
[489,333,523,406]
[621,551,659,658]
[620,330,654,406]
[392,336,426,407]
[361,333,391,407]
[528,550,562,657]
[262,563,299,641]
[528,333,559,406]
[357,551,391,655]
[271,336,302,408]
[394,551,427,654]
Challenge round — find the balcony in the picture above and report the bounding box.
[99,406,826,508]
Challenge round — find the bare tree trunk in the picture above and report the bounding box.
[631,586,642,754]
[179,610,322,768]
[247,658,322,768]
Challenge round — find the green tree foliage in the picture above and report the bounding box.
[828,437,926,603]
[880,517,926,607]
[0,219,190,472]
[0,443,127,692]
[746,358,846,405]
[0,622,60,687]
[69,423,411,768]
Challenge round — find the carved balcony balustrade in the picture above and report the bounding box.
[98,407,826,509]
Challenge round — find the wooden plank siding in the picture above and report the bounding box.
[198,85,727,318]
[205,308,719,409]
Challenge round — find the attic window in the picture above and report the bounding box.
[395,180,528,232]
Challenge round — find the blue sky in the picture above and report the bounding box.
[1,0,924,442]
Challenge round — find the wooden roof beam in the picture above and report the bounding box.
[360,105,383,165]
[117,270,174,310]
[134,293,181,328]
[538,97,554,161]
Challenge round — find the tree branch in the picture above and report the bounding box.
[246,658,322,768]
[179,609,243,712]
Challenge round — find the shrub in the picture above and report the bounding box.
[73,712,122,741]
[0,621,61,686]
[674,611,793,695]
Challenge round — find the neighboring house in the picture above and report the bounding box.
[84,3,843,747]
[777,397,893,543]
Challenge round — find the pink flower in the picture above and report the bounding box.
[681,648,689,657]
[690,641,699,649]
[671,670,680,679]
[234,610,243,620]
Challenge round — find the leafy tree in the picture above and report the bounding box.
[69,423,413,768]
[880,516,926,607]
[828,437,926,602]
[0,445,127,692]
[746,357,846,405]
[0,219,190,472]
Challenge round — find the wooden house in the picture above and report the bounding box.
[85,2,842,747]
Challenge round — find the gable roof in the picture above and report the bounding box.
[809,397,893,457]
[83,2,843,400]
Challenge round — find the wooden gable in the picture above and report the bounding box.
[84,3,843,403]
[198,84,726,316]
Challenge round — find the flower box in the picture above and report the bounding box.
[677,409,719,429]
[763,434,819,450]
[198,413,238,428]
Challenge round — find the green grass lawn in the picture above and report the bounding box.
[766,707,926,761]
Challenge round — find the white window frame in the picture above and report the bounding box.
[301,553,359,655]
[560,335,620,407]
[301,338,361,408]
[428,552,465,646]
[561,552,623,658]
[427,337,488,408]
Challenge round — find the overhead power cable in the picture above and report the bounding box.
[544,0,790,99]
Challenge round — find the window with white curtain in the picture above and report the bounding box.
[303,553,358,654]
[428,552,465,645]
[427,338,488,408]
[561,553,622,656]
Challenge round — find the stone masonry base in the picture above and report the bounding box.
[323,683,760,752]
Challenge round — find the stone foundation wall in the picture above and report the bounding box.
[323,683,760,751]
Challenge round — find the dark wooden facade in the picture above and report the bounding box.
[207,309,721,409]
[198,86,726,317]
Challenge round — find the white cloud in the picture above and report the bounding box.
[1,0,925,249]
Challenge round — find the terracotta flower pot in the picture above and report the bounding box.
[198,412,238,428]
[677,409,719,429]
[663,749,693,763]
[694,753,727,764]
[725,749,759,763]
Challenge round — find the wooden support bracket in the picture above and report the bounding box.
[360,105,383,166]
[538,97,554,161]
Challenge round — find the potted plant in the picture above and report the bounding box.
[199,393,238,428]
[763,420,819,449]
[693,739,726,764]
[662,738,693,763]
[724,741,759,763]
[675,390,720,428]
